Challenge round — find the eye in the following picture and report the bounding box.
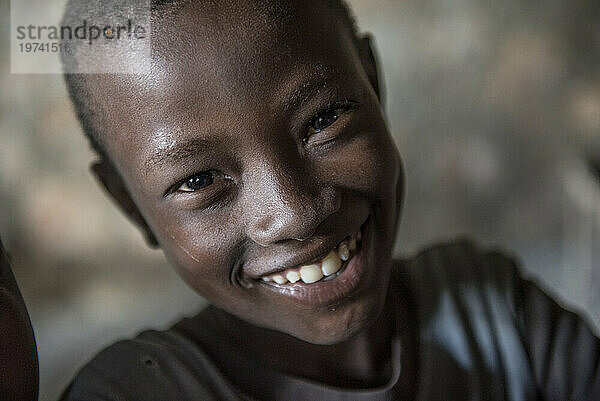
[306,100,359,141]
[178,171,215,192]
[310,108,341,133]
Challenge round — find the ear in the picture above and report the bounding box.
[357,34,384,102]
[91,159,159,248]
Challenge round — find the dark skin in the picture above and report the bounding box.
[84,0,414,394]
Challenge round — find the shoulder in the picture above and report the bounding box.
[396,238,600,400]
[397,237,527,338]
[396,237,535,340]
[399,237,522,302]
[60,327,240,401]
[396,239,540,397]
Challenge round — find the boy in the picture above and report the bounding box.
[59,0,599,400]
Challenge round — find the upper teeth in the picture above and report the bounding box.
[286,270,301,283]
[338,243,350,261]
[321,251,342,275]
[299,264,323,283]
[259,230,361,285]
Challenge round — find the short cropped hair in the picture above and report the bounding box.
[61,0,360,162]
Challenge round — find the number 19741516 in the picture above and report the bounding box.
[19,42,71,53]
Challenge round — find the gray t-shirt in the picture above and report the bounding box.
[60,240,600,400]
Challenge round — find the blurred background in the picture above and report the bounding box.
[1,0,599,399]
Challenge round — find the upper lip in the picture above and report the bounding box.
[242,234,348,279]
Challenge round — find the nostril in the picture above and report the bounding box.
[291,236,310,242]
[249,213,290,247]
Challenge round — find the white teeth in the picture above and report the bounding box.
[261,231,361,284]
[321,250,342,276]
[338,243,350,261]
[300,264,323,283]
[286,270,300,283]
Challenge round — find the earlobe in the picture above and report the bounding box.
[358,34,383,102]
[91,159,160,248]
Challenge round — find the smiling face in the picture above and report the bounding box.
[87,0,403,344]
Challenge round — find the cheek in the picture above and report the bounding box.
[147,207,244,299]
[320,130,400,202]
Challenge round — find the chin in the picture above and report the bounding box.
[286,275,391,346]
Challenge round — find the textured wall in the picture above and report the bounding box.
[1,0,599,399]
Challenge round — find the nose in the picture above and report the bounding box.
[244,163,341,247]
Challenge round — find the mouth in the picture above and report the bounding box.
[253,216,373,308]
[258,230,362,285]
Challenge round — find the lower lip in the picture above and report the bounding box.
[256,216,372,308]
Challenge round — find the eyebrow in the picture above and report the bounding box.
[144,137,212,172]
[278,66,345,112]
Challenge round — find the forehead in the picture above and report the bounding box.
[150,0,357,100]
[90,0,361,170]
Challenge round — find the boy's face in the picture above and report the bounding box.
[89,0,402,344]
